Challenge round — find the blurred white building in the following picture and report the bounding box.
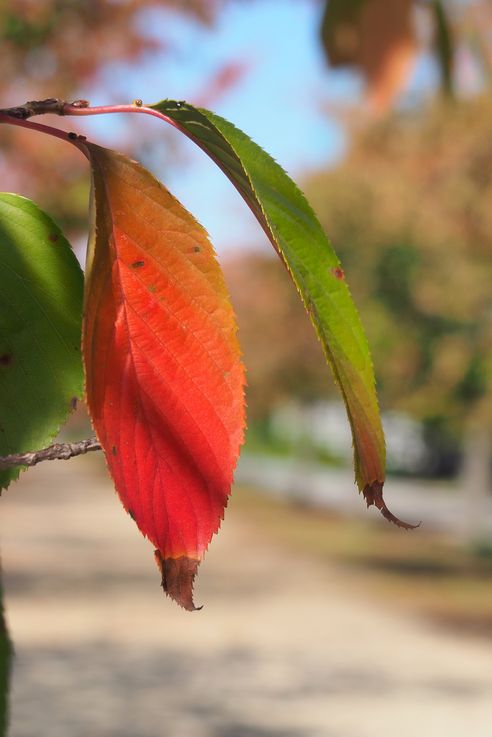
[270,400,430,475]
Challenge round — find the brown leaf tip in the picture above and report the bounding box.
[154,551,202,611]
[363,481,420,530]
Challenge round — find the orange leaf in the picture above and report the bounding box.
[82,144,246,610]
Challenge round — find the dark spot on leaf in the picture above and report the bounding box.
[131,260,145,269]
[128,508,136,521]
[48,233,59,243]
[111,445,117,456]
[148,284,157,293]
[331,266,345,280]
[193,246,201,253]
[70,397,78,410]
[154,550,202,611]
[0,354,12,367]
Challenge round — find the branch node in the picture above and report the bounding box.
[0,98,67,120]
[69,99,90,109]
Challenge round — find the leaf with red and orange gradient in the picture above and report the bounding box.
[82,144,245,610]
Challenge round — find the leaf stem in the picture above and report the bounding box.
[61,102,274,247]
[0,98,183,136]
[0,438,101,470]
[0,113,88,155]
[0,98,272,244]
[62,101,184,133]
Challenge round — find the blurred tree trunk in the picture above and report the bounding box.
[460,424,491,540]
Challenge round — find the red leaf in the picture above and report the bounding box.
[82,144,246,609]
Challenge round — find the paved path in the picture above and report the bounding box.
[2,457,492,737]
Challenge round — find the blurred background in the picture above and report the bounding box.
[2,1,492,736]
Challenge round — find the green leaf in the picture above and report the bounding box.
[148,101,412,526]
[0,194,83,489]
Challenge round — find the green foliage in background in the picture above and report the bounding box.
[305,98,492,445]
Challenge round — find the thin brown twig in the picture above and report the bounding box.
[0,98,87,119]
[0,438,101,470]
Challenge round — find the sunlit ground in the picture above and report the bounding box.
[2,454,492,737]
[237,488,492,638]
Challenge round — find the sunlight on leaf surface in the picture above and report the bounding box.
[82,144,246,610]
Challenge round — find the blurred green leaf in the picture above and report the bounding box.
[0,194,83,489]
[149,100,394,516]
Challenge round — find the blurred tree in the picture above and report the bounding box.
[319,0,492,114]
[0,0,221,101]
[304,97,492,488]
[320,0,420,113]
[0,0,226,236]
[223,252,334,423]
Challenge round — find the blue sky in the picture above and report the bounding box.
[75,0,364,253]
[75,0,436,254]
